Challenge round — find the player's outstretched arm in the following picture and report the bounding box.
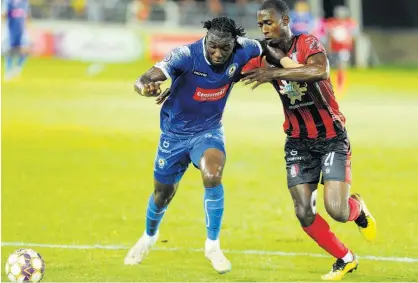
[134,67,167,97]
[242,53,329,89]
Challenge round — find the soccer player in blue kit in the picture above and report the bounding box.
[2,0,30,81]
[124,16,273,273]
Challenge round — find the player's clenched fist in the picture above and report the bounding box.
[134,80,163,97]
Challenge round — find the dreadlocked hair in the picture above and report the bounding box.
[202,16,246,37]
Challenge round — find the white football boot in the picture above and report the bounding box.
[124,231,159,265]
[204,239,231,274]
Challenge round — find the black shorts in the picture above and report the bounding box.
[284,132,352,188]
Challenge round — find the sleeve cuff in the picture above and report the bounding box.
[154,63,171,80]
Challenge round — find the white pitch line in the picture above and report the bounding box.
[2,242,418,263]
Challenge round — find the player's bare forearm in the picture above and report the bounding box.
[273,53,328,81]
[137,66,167,85]
[134,67,167,97]
[279,57,304,68]
[242,53,329,89]
[268,63,327,82]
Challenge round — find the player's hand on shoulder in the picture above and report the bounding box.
[264,43,286,67]
[134,79,163,97]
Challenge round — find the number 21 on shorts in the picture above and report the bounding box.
[324,152,335,166]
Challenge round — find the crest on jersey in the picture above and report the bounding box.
[290,164,299,178]
[157,157,167,169]
[226,63,238,78]
[279,81,308,105]
[306,36,320,49]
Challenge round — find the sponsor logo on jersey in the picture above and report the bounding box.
[193,84,230,102]
[279,81,308,105]
[162,140,170,148]
[193,70,208,77]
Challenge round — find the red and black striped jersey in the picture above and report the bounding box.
[243,34,346,139]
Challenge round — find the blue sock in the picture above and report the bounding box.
[204,184,224,240]
[17,54,28,69]
[6,55,13,73]
[145,194,167,236]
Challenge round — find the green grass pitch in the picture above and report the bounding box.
[2,58,418,281]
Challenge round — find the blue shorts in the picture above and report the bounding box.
[154,128,226,184]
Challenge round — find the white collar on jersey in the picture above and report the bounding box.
[202,37,212,66]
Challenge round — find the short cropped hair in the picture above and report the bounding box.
[259,0,290,15]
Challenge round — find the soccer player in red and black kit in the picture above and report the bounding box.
[241,0,376,280]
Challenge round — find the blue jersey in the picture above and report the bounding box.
[2,0,29,35]
[155,37,262,137]
[290,11,314,35]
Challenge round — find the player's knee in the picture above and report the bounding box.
[202,172,222,188]
[153,182,176,207]
[294,204,315,227]
[201,161,224,188]
[200,151,225,188]
[329,211,349,223]
[325,201,349,223]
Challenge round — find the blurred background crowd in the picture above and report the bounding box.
[2,0,418,73]
[19,0,418,68]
